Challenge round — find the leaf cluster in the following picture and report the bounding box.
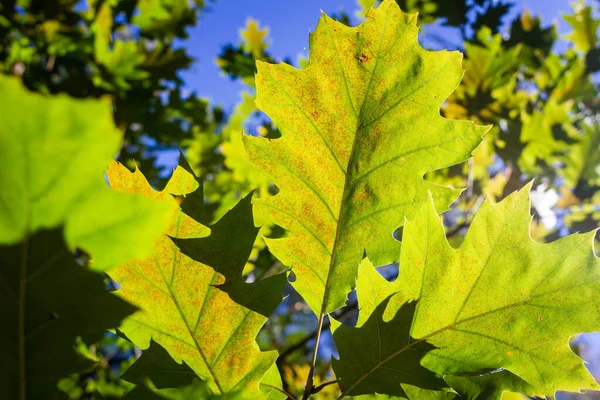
[3,0,600,399]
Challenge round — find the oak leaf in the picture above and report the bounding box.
[244,0,487,314]
[333,185,600,398]
[107,156,286,398]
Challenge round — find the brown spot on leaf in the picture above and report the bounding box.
[356,52,371,63]
[537,316,543,322]
[311,111,320,120]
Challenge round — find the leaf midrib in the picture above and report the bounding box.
[18,122,31,400]
[154,250,224,393]
[319,0,392,315]
[152,190,225,394]
[18,231,29,400]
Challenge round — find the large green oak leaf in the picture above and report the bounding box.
[333,184,600,398]
[0,74,171,399]
[243,0,487,315]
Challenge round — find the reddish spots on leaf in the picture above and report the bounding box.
[311,111,320,121]
[354,187,369,202]
[416,260,422,267]
[230,352,243,365]
[356,52,371,63]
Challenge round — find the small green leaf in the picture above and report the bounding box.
[564,3,600,53]
[564,123,600,187]
[244,0,487,315]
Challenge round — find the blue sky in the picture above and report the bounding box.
[179,0,581,111]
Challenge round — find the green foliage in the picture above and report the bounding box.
[3,0,600,399]
[0,0,222,179]
[0,74,172,399]
[564,2,599,54]
[0,230,136,399]
[0,75,173,269]
[217,19,279,83]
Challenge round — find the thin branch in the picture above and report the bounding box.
[445,222,468,238]
[278,301,358,361]
[312,379,338,394]
[302,312,325,399]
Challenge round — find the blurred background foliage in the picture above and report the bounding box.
[3,0,600,398]
[0,0,224,181]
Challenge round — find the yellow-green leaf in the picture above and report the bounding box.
[106,157,287,398]
[564,3,600,53]
[333,184,600,397]
[403,184,600,395]
[244,0,487,314]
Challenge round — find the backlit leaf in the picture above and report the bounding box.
[0,75,173,270]
[244,0,487,315]
[0,73,174,399]
[333,185,600,397]
[106,157,287,397]
[331,259,443,398]
[564,3,600,53]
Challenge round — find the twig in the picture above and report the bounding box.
[302,312,324,399]
[445,222,468,238]
[312,379,338,394]
[278,301,358,361]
